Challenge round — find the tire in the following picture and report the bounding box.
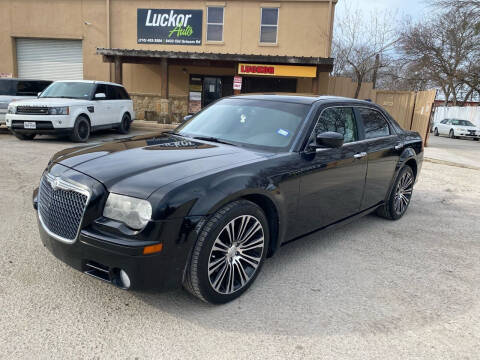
[184,200,269,304]
[376,165,415,220]
[12,132,35,141]
[118,113,131,134]
[449,129,455,139]
[473,138,479,141]
[434,128,439,136]
[70,116,90,142]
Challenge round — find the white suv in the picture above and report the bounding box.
[5,80,135,142]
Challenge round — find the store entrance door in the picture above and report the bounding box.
[203,77,222,107]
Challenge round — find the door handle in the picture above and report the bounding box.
[353,152,367,159]
[394,144,403,150]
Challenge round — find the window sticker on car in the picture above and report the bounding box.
[277,128,289,136]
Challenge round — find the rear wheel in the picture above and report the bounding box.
[434,128,439,136]
[184,200,269,304]
[12,132,35,141]
[376,165,415,220]
[70,116,90,142]
[118,113,131,134]
[474,138,479,141]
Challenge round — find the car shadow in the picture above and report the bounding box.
[132,208,475,337]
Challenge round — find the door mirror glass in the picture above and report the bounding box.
[182,115,193,123]
[316,132,344,148]
[95,93,106,99]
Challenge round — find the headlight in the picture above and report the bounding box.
[103,193,152,230]
[7,105,15,114]
[457,128,467,132]
[48,106,69,115]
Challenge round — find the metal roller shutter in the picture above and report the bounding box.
[16,38,83,81]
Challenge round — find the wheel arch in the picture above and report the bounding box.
[76,112,91,125]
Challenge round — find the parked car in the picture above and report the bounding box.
[0,78,52,126]
[6,80,134,142]
[33,95,423,304]
[433,118,479,140]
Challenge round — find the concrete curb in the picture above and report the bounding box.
[424,157,480,171]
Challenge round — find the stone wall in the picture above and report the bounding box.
[130,93,188,124]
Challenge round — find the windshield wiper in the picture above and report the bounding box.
[191,136,236,146]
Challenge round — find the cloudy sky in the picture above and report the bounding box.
[335,0,428,20]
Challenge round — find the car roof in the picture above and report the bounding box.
[228,93,376,106]
[53,80,124,87]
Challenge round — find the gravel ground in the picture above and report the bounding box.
[1,130,479,359]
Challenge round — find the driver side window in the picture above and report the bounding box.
[312,107,358,144]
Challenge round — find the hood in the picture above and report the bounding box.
[52,133,266,199]
[12,98,91,107]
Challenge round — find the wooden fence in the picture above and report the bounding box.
[327,77,437,145]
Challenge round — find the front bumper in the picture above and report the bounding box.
[457,132,480,138]
[33,164,204,291]
[6,114,74,132]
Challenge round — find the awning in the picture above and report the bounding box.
[96,48,334,69]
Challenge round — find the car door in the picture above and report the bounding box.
[356,107,402,210]
[106,85,123,125]
[295,106,368,235]
[438,119,448,135]
[92,84,109,126]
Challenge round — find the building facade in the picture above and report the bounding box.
[0,0,337,122]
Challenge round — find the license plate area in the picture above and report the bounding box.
[24,121,36,129]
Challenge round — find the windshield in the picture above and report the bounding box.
[451,119,475,127]
[0,80,15,96]
[40,82,94,100]
[175,98,310,151]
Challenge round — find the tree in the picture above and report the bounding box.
[400,7,480,105]
[332,4,399,98]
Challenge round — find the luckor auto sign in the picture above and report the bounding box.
[137,9,202,45]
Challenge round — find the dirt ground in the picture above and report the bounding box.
[0,129,479,359]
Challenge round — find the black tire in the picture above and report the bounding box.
[70,116,90,142]
[376,165,415,220]
[473,138,479,141]
[118,113,131,134]
[184,200,269,304]
[449,129,455,139]
[12,132,35,140]
[434,128,439,136]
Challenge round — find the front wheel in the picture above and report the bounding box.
[70,116,90,142]
[184,200,269,304]
[473,138,479,141]
[449,129,455,139]
[376,165,415,220]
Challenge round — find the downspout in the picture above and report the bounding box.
[106,0,111,81]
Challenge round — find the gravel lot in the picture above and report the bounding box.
[1,128,479,359]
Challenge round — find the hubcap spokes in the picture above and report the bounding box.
[208,215,264,295]
[394,171,414,215]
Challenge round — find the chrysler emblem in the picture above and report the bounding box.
[49,176,62,191]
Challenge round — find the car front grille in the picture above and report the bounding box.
[16,106,48,115]
[38,173,90,243]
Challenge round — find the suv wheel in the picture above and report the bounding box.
[70,116,90,142]
[12,132,36,141]
[376,165,415,220]
[118,113,131,134]
[184,200,269,304]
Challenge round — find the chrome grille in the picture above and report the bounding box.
[38,174,90,243]
[16,106,48,115]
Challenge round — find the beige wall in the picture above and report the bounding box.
[0,0,335,95]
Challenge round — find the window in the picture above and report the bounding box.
[207,7,224,42]
[359,108,391,139]
[440,119,449,124]
[260,8,279,44]
[106,85,117,100]
[93,84,107,99]
[312,107,358,144]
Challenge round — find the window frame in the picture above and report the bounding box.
[308,106,361,148]
[206,6,225,43]
[259,7,279,45]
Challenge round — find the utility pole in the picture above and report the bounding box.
[372,53,380,89]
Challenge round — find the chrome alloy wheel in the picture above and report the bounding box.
[208,215,265,295]
[394,170,414,215]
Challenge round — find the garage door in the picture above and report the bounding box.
[16,38,83,81]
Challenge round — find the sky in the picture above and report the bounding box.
[335,0,427,21]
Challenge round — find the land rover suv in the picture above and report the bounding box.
[6,80,135,142]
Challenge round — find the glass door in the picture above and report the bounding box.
[202,77,222,107]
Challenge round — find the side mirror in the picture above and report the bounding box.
[37,92,42,98]
[182,114,193,123]
[316,132,344,148]
[95,93,106,99]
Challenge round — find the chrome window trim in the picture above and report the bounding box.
[37,172,91,244]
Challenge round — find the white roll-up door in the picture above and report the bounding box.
[16,38,83,81]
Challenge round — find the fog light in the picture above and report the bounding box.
[119,269,131,289]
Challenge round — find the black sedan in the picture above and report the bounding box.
[33,95,423,304]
